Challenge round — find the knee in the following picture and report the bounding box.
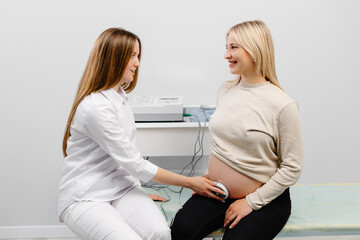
[147,224,171,240]
[170,215,194,240]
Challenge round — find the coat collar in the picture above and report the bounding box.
[100,87,128,105]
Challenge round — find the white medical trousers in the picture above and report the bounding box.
[62,186,171,240]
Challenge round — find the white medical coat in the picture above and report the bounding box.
[58,88,158,221]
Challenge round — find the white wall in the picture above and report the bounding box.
[0,0,359,233]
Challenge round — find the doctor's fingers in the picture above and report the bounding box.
[199,190,224,202]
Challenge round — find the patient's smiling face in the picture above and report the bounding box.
[224,33,255,76]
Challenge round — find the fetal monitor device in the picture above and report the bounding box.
[131,96,184,122]
[213,182,229,199]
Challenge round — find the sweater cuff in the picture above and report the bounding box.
[245,192,263,211]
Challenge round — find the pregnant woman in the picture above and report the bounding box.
[171,20,303,240]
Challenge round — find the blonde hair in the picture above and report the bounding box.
[62,28,141,157]
[227,20,283,90]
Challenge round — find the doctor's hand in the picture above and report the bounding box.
[148,193,167,202]
[202,173,210,179]
[224,198,253,229]
[188,176,225,202]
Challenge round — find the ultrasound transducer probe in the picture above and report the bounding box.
[213,182,229,199]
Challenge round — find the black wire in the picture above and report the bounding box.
[176,111,207,204]
[179,114,203,176]
[142,109,208,220]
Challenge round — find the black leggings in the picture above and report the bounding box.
[171,188,291,240]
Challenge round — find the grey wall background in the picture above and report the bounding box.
[0,0,359,229]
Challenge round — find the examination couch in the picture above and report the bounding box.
[145,183,360,239]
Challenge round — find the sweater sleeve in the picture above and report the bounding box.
[245,102,303,210]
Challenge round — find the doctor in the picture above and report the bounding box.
[58,28,224,240]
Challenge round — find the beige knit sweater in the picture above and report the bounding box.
[209,80,303,210]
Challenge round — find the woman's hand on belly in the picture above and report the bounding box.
[224,198,253,229]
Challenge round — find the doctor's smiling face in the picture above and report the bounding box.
[225,32,255,76]
[120,40,140,84]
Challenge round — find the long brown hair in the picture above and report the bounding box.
[227,20,283,90]
[62,28,141,157]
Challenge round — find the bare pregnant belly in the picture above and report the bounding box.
[208,155,263,199]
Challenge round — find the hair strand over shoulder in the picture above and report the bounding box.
[62,28,141,157]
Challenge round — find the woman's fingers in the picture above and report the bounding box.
[224,199,253,228]
[203,179,226,201]
[206,190,226,202]
[148,193,167,202]
[229,216,242,229]
[205,179,226,198]
[224,208,242,228]
[224,208,236,227]
[209,185,226,195]
[191,177,226,201]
